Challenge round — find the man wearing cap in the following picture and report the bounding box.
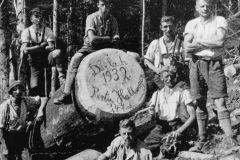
[20,7,66,96]
[54,0,120,105]
[184,0,238,152]
[144,66,196,159]
[98,119,152,160]
[0,80,48,160]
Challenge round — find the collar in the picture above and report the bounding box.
[198,15,214,25]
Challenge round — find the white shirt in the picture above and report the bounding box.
[149,87,193,121]
[21,25,55,44]
[0,96,40,131]
[144,37,183,68]
[103,136,152,160]
[183,16,228,59]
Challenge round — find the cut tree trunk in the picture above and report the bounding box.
[40,49,147,150]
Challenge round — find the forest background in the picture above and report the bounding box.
[0,0,239,101]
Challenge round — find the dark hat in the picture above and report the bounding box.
[8,80,25,94]
[29,7,42,15]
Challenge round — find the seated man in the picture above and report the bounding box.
[0,80,48,160]
[54,0,120,104]
[144,66,196,159]
[20,7,66,96]
[98,119,152,160]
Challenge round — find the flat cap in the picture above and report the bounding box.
[8,80,25,94]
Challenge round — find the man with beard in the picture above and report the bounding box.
[98,119,152,160]
[144,66,196,159]
[0,80,48,160]
[20,7,66,96]
[184,0,238,152]
[54,0,120,105]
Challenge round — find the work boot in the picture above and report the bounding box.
[189,139,208,152]
[53,93,71,105]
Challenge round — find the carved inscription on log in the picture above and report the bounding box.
[76,49,147,115]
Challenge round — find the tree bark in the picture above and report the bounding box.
[238,0,240,11]
[141,0,145,57]
[9,0,26,83]
[162,0,167,16]
[0,0,8,103]
[53,0,58,47]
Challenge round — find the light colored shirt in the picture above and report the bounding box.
[144,37,183,68]
[149,86,193,121]
[84,11,120,47]
[21,25,55,44]
[183,16,228,59]
[103,136,152,160]
[0,96,41,131]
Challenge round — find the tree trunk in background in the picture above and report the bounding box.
[238,0,240,12]
[162,0,167,16]
[9,0,26,83]
[0,0,8,103]
[53,0,58,47]
[51,0,58,96]
[141,0,145,57]
[16,0,26,33]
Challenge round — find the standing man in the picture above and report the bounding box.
[0,80,48,160]
[144,66,196,159]
[97,119,152,160]
[20,7,66,96]
[184,0,238,152]
[54,0,120,105]
[144,16,184,74]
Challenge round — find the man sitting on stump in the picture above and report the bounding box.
[98,119,152,160]
[54,0,120,105]
[20,7,66,96]
[144,66,196,159]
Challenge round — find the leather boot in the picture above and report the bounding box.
[53,71,76,105]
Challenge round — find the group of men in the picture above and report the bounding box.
[0,0,238,159]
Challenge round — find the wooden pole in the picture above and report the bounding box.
[141,0,145,57]
[50,0,58,96]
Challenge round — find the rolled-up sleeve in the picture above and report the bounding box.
[111,17,120,39]
[144,40,157,63]
[216,16,228,31]
[21,28,30,44]
[0,102,8,129]
[183,20,194,37]
[46,27,55,42]
[85,15,96,35]
[181,89,193,106]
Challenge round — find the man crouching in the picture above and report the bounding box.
[98,119,152,160]
[144,66,196,159]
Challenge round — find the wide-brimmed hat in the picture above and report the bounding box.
[8,80,25,94]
